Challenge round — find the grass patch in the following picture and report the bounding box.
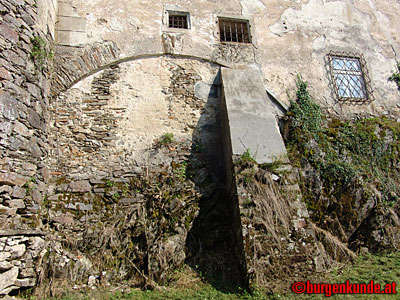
[36,252,400,299]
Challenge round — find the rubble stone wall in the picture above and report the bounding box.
[0,0,56,295]
[38,56,227,290]
[48,57,222,179]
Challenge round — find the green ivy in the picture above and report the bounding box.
[289,75,322,138]
[286,76,400,209]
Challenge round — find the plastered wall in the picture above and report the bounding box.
[54,0,400,118]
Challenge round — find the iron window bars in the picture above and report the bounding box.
[328,51,374,103]
[219,18,250,43]
[168,12,189,29]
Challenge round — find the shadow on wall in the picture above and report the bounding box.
[185,71,248,291]
[39,59,248,296]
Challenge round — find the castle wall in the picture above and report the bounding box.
[54,0,400,118]
[49,57,221,179]
[0,0,56,295]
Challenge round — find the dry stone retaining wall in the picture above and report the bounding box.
[0,0,54,295]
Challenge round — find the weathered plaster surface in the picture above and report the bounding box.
[37,0,58,38]
[55,0,400,118]
[221,66,287,163]
[49,57,221,178]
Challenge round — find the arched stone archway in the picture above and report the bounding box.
[49,55,224,176]
[51,41,230,98]
[45,53,248,287]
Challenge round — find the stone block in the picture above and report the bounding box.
[28,108,43,130]
[57,2,74,16]
[0,252,11,262]
[0,173,29,186]
[0,67,12,80]
[0,261,13,271]
[13,121,31,137]
[120,197,145,204]
[0,186,13,194]
[41,167,50,183]
[28,137,43,158]
[52,213,74,225]
[3,50,25,67]
[22,163,37,171]
[0,122,13,135]
[19,267,35,278]
[8,244,25,259]
[0,205,17,216]
[0,23,18,43]
[28,237,45,258]
[21,11,35,26]
[221,66,287,164]
[0,91,18,121]
[65,202,92,211]
[56,30,87,47]
[4,199,25,209]
[57,16,86,32]
[0,266,18,293]
[69,180,91,192]
[12,186,26,199]
[31,190,42,204]
[15,277,35,287]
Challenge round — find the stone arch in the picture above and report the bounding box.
[50,54,225,177]
[46,51,250,287]
[51,41,230,97]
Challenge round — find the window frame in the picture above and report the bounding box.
[327,51,374,103]
[218,17,251,44]
[166,10,191,30]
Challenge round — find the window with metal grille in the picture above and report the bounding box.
[168,13,189,29]
[219,18,250,43]
[328,52,373,102]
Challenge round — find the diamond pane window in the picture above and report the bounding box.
[328,52,373,102]
[219,18,250,43]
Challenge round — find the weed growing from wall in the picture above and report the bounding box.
[158,133,174,146]
[31,36,54,72]
[390,62,400,89]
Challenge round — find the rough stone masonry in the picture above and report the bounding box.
[1,0,400,297]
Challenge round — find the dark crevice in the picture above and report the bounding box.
[185,70,248,291]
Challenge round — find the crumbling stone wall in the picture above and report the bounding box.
[41,57,225,291]
[0,231,45,295]
[0,0,56,295]
[48,57,221,178]
[232,158,356,291]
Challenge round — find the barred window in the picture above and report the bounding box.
[219,18,250,43]
[168,12,189,29]
[328,52,373,102]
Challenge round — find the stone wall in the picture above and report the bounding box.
[53,0,400,120]
[38,56,228,291]
[0,0,55,295]
[0,231,46,295]
[48,57,221,179]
